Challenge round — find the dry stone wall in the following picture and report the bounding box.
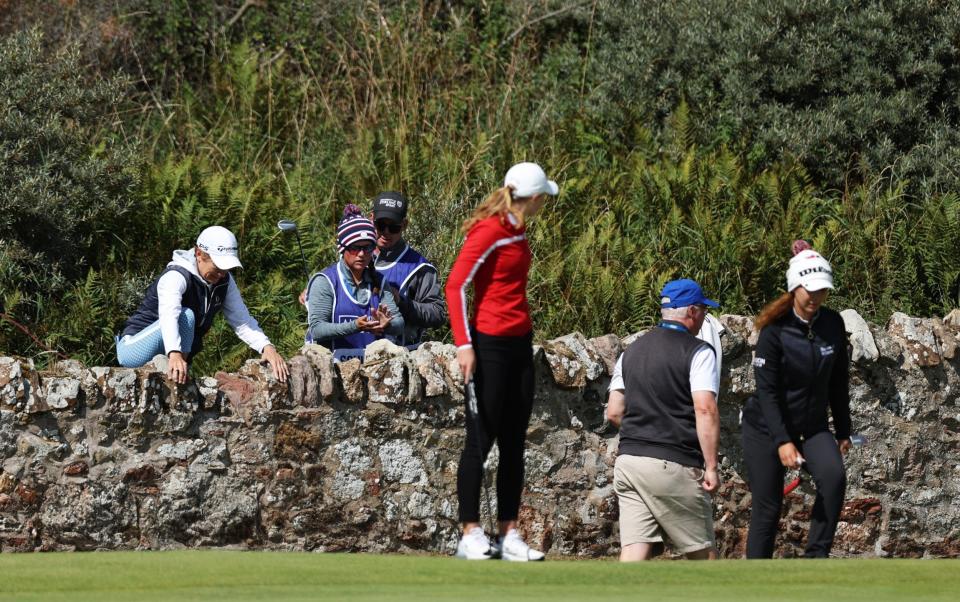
[1,310,958,557]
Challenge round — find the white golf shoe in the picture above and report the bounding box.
[455,527,494,560]
[497,529,545,562]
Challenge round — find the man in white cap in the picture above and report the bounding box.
[117,226,288,384]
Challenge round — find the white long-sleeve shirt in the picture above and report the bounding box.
[157,250,272,355]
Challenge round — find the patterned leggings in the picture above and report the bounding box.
[116,309,195,368]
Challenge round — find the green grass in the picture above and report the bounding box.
[0,552,955,601]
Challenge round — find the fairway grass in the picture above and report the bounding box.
[0,551,955,601]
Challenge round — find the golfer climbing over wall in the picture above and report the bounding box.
[116,226,289,384]
[445,162,559,561]
[741,240,852,558]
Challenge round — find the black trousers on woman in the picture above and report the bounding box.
[742,421,847,558]
[456,331,534,523]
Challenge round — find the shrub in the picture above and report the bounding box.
[590,0,960,194]
[0,29,140,356]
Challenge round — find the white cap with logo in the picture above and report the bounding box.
[196,226,242,270]
[786,250,833,292]
[503,162,559,198]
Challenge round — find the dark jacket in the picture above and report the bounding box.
[743,307,851,446]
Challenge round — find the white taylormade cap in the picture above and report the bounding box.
[196,226,242,270]
[786,250,833,292]
[503,162,559,198]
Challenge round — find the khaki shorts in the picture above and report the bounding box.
[613,455,715,554]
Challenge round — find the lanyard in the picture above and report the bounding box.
[658,321,689,334]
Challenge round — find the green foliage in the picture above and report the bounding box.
[0,29,140,356]
[591,0,960,194]
[2,3,960,374]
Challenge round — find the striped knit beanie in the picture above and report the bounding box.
[337,204,377,254]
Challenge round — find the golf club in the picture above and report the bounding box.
[465,380,498,554]
[277,219,310,282]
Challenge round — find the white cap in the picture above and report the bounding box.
[503,162,559,198]
[196,226,242,270]
[786,250,833,292]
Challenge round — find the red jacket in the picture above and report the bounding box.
[445,214,533,347]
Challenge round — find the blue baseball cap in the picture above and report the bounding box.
[660,279,719,309]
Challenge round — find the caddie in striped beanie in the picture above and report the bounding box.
[302,204,404,359]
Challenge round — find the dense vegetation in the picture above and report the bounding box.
[2,1,959,374]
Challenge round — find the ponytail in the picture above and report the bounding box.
[755,292,794,330]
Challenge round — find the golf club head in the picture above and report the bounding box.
[277,219,298,233]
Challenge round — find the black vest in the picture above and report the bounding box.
[618,325,713,468]
[121,266,229,359]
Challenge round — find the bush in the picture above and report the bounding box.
[3,3,960,374]
[590,0,960,194]
[0,29,140,356]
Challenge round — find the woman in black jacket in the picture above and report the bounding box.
[741,240,852,558]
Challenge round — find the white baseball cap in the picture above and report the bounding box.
[196,226,242,270]
[786,250,833,292]
[503,162,559,198]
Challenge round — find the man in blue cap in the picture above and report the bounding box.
[606,278,722,561]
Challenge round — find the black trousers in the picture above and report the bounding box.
[742,421,847,558]
[456,331,535,523]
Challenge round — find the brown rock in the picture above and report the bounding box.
[719,314,759,347]
[63,461,89,477]
[216,372,260,424]
[410,342,459,398]
[887,312,940,368]
[541,332,605,389]
[933,318,960,360]
[362,340,422,405]
[122,465,160,484]
[287,355,320,408]
[14,483,38,505]
[840,497,883,522]
[337,359,366,404]
[299,344,338,402]
[588,334,622,376]
[274,422,322,461]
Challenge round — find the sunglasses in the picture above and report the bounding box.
[345,243,376,254]
[375,220,403,234]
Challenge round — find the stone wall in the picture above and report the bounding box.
[0,310,958,557]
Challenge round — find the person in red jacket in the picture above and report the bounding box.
[445,162,558,561]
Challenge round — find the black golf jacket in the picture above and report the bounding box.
[742,307,851,447]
